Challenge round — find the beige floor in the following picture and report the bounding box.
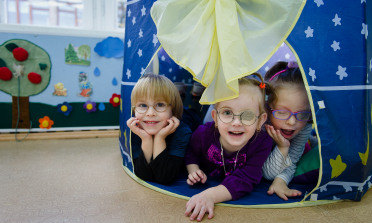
[0,138,371,223]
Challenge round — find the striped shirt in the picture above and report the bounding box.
[262,123,312,184]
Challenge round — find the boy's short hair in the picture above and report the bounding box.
[131,74,183,119]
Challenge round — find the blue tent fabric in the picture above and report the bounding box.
[120,0,161,172]
[120,0,372,206]
[286,0,371,201]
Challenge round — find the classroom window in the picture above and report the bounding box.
[1,0,125,32]
[4,0,83,27]
[117,0,126,29]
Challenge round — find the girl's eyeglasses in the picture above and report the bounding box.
[217,108,260,126]
[133,102,170,114]
[267,106,312,121]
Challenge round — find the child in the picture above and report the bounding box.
[184,74,272,221]
[127,74,192,185]
[262,61,313,200]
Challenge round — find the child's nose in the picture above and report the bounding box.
[231,116,242,126]
[286,115,297,125]
[146,106,157,116]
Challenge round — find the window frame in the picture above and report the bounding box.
[0,0,125,38]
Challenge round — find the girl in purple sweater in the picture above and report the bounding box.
[184,74,272,221]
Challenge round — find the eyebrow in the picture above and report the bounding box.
[219,107,257,113]
[273,106,311,112]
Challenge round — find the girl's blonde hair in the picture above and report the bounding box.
[214,73,266,133]
[215,73,266,115]
[237,73,266,115]
[131,74,183,119]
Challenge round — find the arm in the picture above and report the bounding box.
[185,185,232,221]
[150,119,192,185]
[127,117,154,181]
[153,117,179,159]
[184,125,206,185]
[148,149,185,185]
[127,117,153,163]
[262,146,293,181]
[267,123,312,200]
[133,150,156,182]
[275,123,313,184]
[262,124,292,180]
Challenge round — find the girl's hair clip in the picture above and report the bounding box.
[287,61,299,69]
[269,61,298,81]
[259,83,265,89]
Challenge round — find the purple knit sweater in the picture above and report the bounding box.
[185,122,272,200]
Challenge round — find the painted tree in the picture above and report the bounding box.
[65,43,79,63]
[78,45,91,61]
[0,39,52,128]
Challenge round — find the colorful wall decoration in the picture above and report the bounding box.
[0,33,123,131]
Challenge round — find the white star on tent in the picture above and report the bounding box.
[169,68,172,73]
[333,196,340,200]
[362,23,368,39]
[370,59,372,72]
[309,68,316,81]
[331,41,340,51]
[368,181,371,189]
[305,26,314,38]
[161,56,166,61]
[141,67,145,75]
[179,66,182,70]
[188,79,192,83]
[128,9,131,17]
[139,29,143,38]
[182,79,185,83]
[281,42,285,47]
[152,34,158,47]
[132,17,136,25]
[285,53,290,59]
[314,0,324,7]
[173,76,176,80]
[141,5,146,16]
[361,0,366,3]
[126,69,131,79]
[138,49,142,57]
[265,66,269,71]
[127,39,131,48]
[332,14,341,26]
[336,65,348,80]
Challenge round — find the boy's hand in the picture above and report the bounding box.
[187,169,207,186]
[185,192,214,221]
[126,117,151,141]
[267,177,302,201]
[155,116,179,140]
[265,124,290,156]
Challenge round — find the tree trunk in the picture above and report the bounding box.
[12,96,30,129]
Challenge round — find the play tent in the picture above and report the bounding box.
[119,0,372,207]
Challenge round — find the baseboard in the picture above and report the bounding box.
[0,130,119,141]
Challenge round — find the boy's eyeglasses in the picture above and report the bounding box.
[217,108,260,126]
[267,106,312,121]
[133,102,170,113]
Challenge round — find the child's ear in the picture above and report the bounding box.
[211,109,218,124]
[258,113,267,128]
